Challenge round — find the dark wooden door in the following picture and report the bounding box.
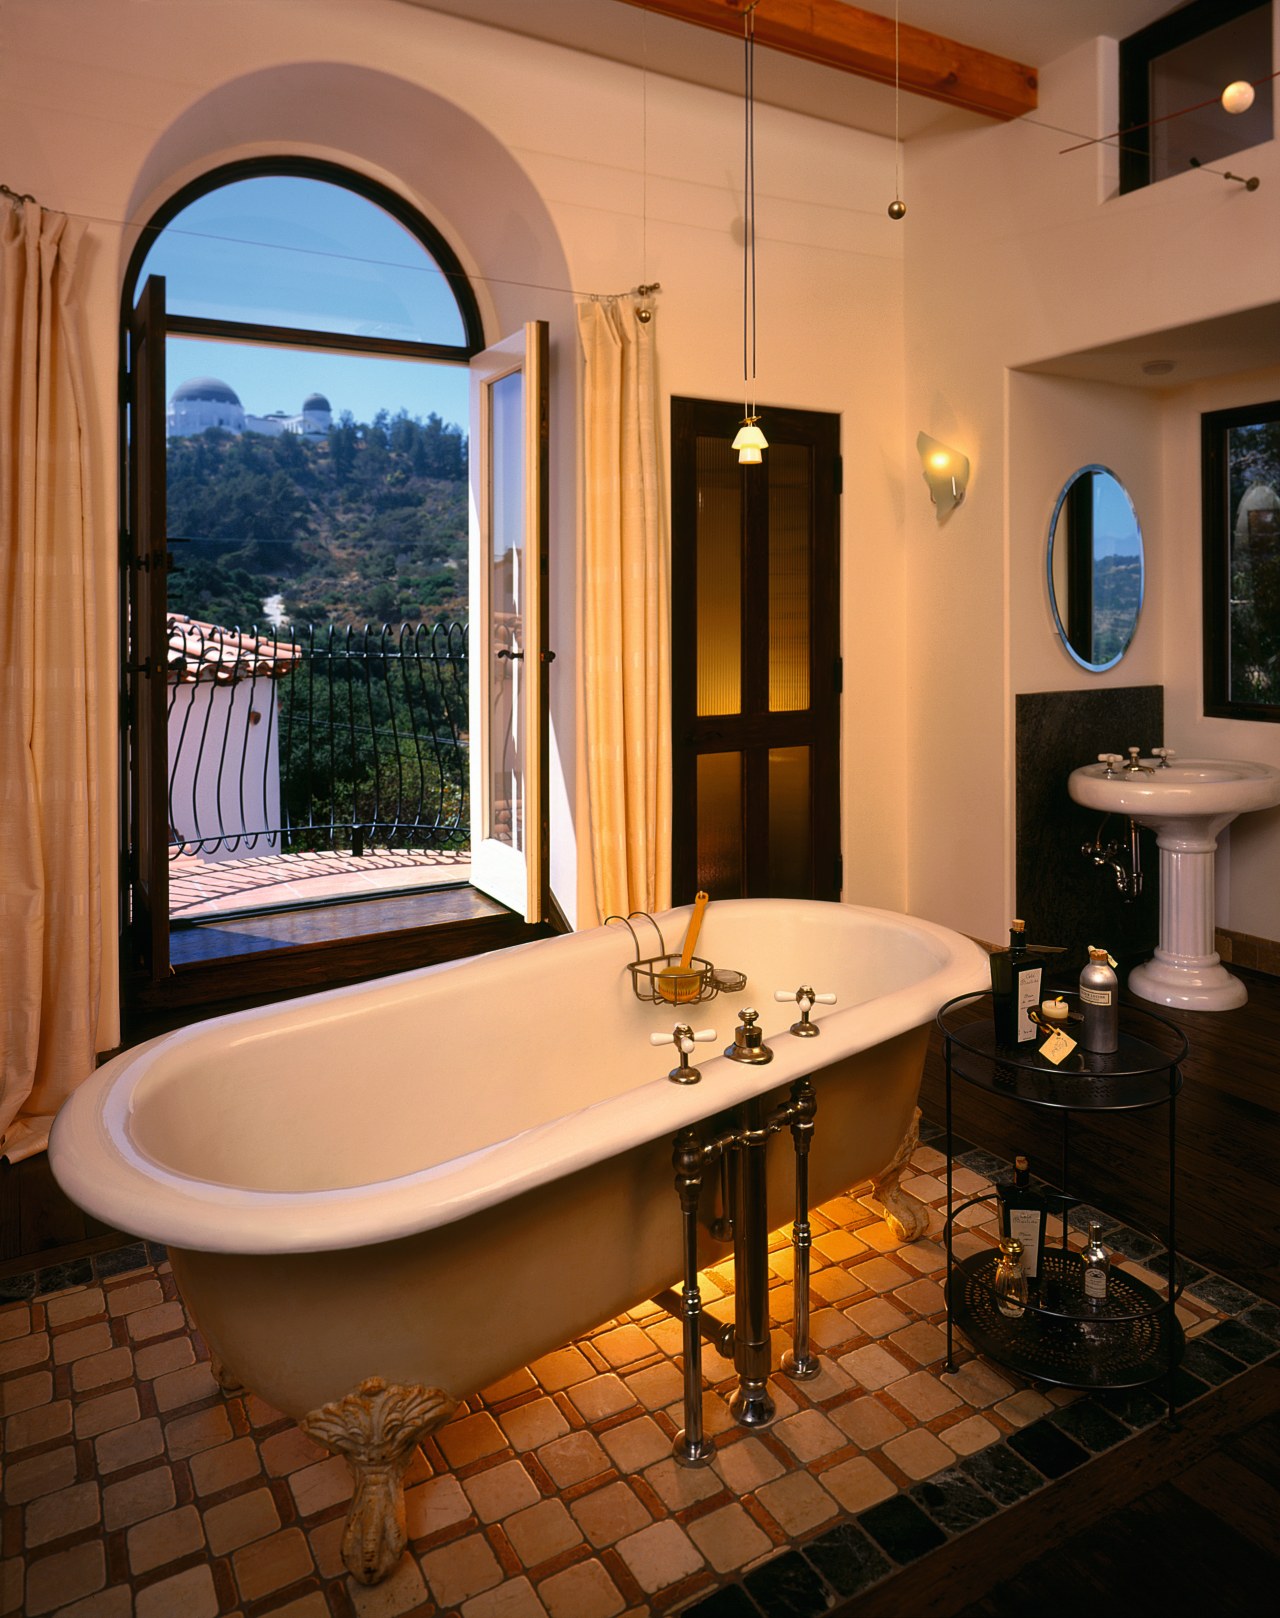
[670,398,841,901]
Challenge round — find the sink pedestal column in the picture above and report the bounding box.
[1128,817,1247,1011]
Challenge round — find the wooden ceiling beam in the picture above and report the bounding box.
[616,0,1038,121]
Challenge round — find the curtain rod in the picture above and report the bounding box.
[1,182,40,206]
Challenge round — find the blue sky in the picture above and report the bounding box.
[1093,473,1141,557]
[140,175,471,429]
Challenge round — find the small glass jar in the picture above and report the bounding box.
[993,1236,1029,1319]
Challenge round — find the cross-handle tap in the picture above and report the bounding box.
[773,986,837,1038]
[1097,753,1124,777]
[1124,747,1154,774]
[650,1024,716,1085]
[1151,746,1177,768]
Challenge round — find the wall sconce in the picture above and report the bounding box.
[917,432,969,521]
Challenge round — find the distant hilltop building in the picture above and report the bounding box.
[167,377,333,439]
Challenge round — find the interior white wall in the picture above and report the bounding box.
[906,29,1280,947]
[0,0,909,1040]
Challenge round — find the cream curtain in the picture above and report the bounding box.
[577,297,671,922]
[0,196,101,1162]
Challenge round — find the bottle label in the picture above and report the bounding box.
[1080,986,1112,1006]
[1084,1266,1107,1300]
[1014,967,1043,1040]
[1008,1206,1041,1277]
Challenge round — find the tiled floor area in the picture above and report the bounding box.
[3,1134,1278,1618]
[168,849,471,919]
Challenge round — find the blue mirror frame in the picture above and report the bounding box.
[1047,464,1144,673]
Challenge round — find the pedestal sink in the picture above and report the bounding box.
[1068,757,1280,1010]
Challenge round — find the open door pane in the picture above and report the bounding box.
[469,322,548,922]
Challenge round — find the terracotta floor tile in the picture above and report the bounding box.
[536,1429,610,1490]
[125,1301,187,1341]
[232,1524,315,1601]
[348,1555,432,1616]
[686,1501,773,1573]
[809,1308,856,1350]
[482,1366,539,1404]
[23,1539,105,1617]
[830,1396,906,1449]
[598,1415,669,1474]
[189,1434,262,1496]
[71,1347,134,1394]
[623,1360,684,1411]
[896,1239,947,1273]
[592,1325,654,1369]
[106,1278,165,1317]
[503,1497,582,1568]
[52,1322,114,1364]
[127,1501,206,1573]
[569,1481,652,1548]
[1,1368,53,1414]
[844,1298,911,1339]
[307,1514,348,1579]
[4,1444,77,1505]
[205,1485,282,1556]
[153,1359,219,1412]
[0,1306,30,1341]
[893,1277,946,1316]
[134,1335,196,1380]
[0,1329,49,1374]
[941,1358,1016,1408]
[102,1465,177,1532]
[852,1256,916,1293]
[771,1407,845,1463]
[889,1370,963,1422]
[538,1558,626,1618]
[711,1435,786,1495]
[754,1470,838,1537]
[881,1426,955,1480]
[136,1562,219,1618]
[531,1345,594,1392]
[641,1455,723,1512]
[565,1374,635,1427]
[74,1387,140,1440]
[461,1572,548,1617]
[439,1410,509,1469]
[420,1531,505,1607]
[257,1424,328,1475]
[838,1342,908,1391]
[24,1480,101,1548]
[6,1397,73,1451]
[284,1453,351,1517]
[463,1460,541,1524]
[52,1584,132,1618]
[41,1289,104,1329]
[888,1321,950,1366]
[499,1396,570,1453]
[614,1518,705,1595]
[993,1388,1053,1427]
[820,1455,897,1514]
[939,1413,1001,1456]
[266,1595,333,1618]
[404,1472,471,1539]
[96,1414,165,1473]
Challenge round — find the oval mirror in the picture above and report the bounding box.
[1047,465,1144,672]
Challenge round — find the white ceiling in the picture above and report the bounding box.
[397,0,1179,138]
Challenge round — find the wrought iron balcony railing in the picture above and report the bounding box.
[165,617,469,861]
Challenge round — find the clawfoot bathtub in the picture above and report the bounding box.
[52,899,986,1584]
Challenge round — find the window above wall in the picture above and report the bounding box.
[1119,0,1273,194]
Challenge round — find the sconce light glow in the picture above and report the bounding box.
[917,431,970,521]
[1222,79,1256,114]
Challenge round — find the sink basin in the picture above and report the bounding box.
[1068,758,1280,831]
[1068,756,1280,1011]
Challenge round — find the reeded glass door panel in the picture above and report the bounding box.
[488,369,524,851]
[768,443,811,712]
[697,751,743,899]
[695,436,742,717]
[768,746,811,895]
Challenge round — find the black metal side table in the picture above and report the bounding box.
[937,991,1188,1415]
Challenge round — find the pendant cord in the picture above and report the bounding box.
[894,0,901,197]
[743,5,757,419]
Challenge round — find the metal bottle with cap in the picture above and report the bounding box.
[1079,946,1119,1054]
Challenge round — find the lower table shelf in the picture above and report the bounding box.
[946,1248,1184,1391]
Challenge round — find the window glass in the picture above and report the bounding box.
[138,175,467,344]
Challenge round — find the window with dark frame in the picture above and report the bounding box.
[1202,399,1280,722]
[1119,0,1272,195]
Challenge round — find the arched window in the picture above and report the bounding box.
[121,160,548,1020]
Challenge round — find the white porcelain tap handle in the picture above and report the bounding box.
[650,1027,717,1051]
[1152,746,1176,766]
[1098,753,1123,765]
[774,988,837,1005]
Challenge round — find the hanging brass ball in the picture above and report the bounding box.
[888,199,907,221]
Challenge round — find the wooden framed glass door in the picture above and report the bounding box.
[670,399,841,900]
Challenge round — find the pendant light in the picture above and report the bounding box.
[732,3,766,464]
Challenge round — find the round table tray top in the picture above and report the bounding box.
[937,991,1186,1111]
[946,1249,1183,1390]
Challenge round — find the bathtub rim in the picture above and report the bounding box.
[50,901,987,1256]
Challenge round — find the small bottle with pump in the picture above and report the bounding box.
[990,921,1044,1048]
[1081,1221,1110,1309]
[1079,946,1119,1054]
[993,1237,1029,1319]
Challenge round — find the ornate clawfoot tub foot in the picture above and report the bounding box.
[301,1377,457,1585]
[870,1107,929,1242]
[208,1351,245,1395]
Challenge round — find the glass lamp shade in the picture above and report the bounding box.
[732,419,768,453]
[737,445,763,465]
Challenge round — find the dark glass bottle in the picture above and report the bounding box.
[997,1154,1047,1284]
[990,921,1044,1048]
